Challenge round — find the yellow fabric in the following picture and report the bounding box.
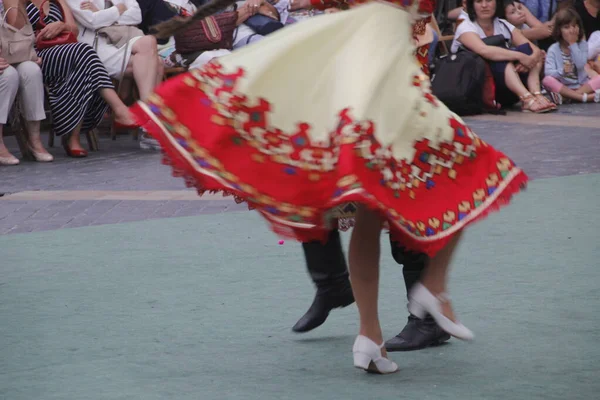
[193,2,463,162]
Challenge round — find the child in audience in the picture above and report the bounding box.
[542,8,600,103]
[588,31,600,73]
[503,0,553,42]
[447,0,467,23]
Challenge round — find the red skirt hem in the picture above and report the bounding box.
[132,102,527,257]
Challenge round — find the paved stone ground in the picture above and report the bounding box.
[2,173,599,400]
[0,102,599,400]
[0,103,598,234]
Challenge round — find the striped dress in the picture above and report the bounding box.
[26,0,114,137]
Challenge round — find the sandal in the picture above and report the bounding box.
[549,92,563,105]
[533,91,557,110]
[520,92,553,113]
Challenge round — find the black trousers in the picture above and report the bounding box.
[302,229,428,299]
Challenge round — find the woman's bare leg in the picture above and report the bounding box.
[99,88,135,125]
[26,120,51,155]
[67,121,84,151]
[0,124,18,160]
[504,63,530,98]
[130,36,159,101]
[349,205,386,351]
[526,61,543,93]
[419,231,463,322]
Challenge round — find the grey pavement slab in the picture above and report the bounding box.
[0,200,248,234]
[0,173,598,400]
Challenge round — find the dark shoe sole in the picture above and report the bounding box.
[356,363,400,375]
[385,333,451,352]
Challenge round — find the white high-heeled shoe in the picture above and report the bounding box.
[408,283,474,341]
[28,146,54,163]
[0,153,20,166]
[352,335,399,374]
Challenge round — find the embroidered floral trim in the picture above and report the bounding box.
[135,60,527,251]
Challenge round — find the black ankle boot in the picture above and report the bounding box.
[292,230,355,333]
[292,280,354,333]
[386,238,450,351]
[385,315,450,351]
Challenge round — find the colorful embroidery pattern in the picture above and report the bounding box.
[142,61,524,242]
[416,43,430,75]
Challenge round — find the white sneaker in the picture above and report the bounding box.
[352,335,399,374]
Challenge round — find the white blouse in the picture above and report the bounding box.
[65,0,143,77]
[451,17,515,53]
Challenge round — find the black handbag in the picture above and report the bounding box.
[481,20,512,48]
[431,49,488,116]
[482,34,509,48]
[244,13,284,35]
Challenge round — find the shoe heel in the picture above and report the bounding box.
[353,352,372,370]
[408,300,426,319]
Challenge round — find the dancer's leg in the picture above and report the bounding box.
[292,229,354,333]
[418,231,463,321]
[349,205,384,345]
[386,240,450,351]
[408,232,474,340]
[408,231,473,341]
[350,205,398,374]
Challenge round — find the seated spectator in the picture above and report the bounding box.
[590,30,600,56]
[573,0,600,40]
[286,0,325,23]
[135,0,196,67]
[66,0,162,102]
[231,0,289,49]
[136,0,195,43]
[1,0,49,165]
[452,0,555,112]
[23,0,140,157]
[542,7,600,102]
[589,30,600,72]
[184,0,290,69]
[520,0,558,23]
[502,0,554,42]
[448,0,468,22]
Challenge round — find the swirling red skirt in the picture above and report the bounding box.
[131,65,527,257]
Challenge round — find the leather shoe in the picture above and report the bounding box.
[385,315,450,352]
[292,285,354,333]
